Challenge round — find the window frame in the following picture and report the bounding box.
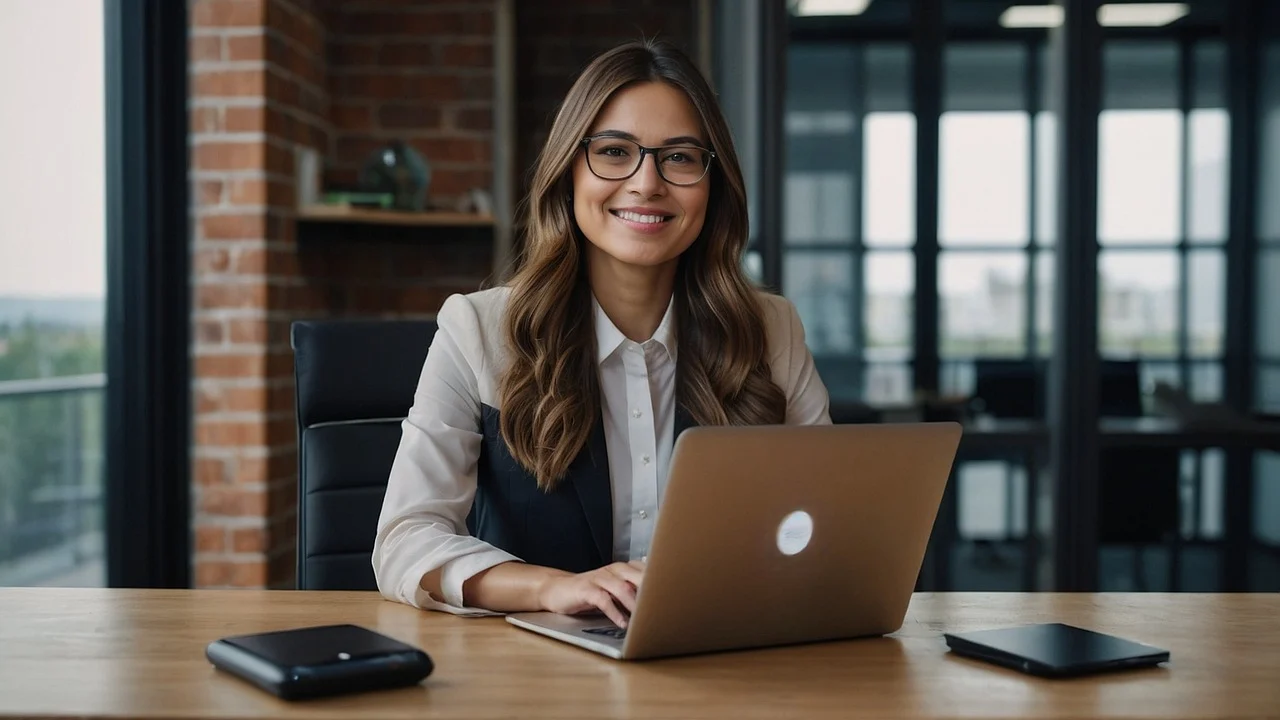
[103,0,192,588]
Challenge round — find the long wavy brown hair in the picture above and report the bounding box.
[499,39,786,491]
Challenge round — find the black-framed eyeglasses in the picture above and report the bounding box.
[580,135,716,186]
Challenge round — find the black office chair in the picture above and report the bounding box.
[971,358,1044,420]
[1098,359,1145,417]
[291,319,438,590]
[1095,360,1182,590]
[962,359,1046,576]
[964,358,1181,589]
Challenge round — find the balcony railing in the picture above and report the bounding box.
[0,373,105,586]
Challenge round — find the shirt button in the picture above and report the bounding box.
[632,408,642,418]
[638,510,648,519]
[641,454,651,465]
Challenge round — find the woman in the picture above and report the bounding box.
[372,39,830,627]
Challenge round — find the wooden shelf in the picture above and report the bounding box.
[296,205,494,227]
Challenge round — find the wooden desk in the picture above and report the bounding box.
[1,589,1277,719]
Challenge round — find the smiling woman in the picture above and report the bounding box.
[371,39,832,628]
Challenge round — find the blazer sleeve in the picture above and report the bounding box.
[767,293,833,426]
[372,293,523,615]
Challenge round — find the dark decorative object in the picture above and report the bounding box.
[359,140,431,211]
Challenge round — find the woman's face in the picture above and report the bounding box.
[572,81,711,273]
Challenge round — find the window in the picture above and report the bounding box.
[1098,251,1179,356]
[937,43,1045,395]
[940,253,1027,357]
[0,2,107,586]
[1097,40,1228,402]
[939,44,1028,248]
[783,42,914,403]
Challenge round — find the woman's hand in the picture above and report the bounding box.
[536,560,647,628]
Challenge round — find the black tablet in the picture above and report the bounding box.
[943,623,1170,678]
[206,624,434,700]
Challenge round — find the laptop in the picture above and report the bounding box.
[505,421,962,661]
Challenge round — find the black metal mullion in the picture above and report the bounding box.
[104,0,192,588]
[1081,241,1210,251]
[903,0,946,591]
[1177,37,1192,393]
[1027,40,1041,361]
[759,0,787,293]
[1020,38,1044,591]
[1049,0,1104,592]
[1174,38,1194,588]
[911,0,943,397]
[852,46,867,389]
[1223,0,1262,592]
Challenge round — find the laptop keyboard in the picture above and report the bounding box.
[583,625,628,640]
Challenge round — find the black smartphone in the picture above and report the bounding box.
[206,624,434,701]
[944,623,1170,678]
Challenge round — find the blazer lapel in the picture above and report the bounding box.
[674,404,697,440]
[570,412,613,565]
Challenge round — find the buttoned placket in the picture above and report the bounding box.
[623,340,659,560]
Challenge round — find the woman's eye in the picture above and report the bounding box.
[598,146,629,157]
[663,152,692,164]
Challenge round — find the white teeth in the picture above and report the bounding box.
[615,210,667,224]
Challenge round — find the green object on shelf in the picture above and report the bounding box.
[321,192,394,209]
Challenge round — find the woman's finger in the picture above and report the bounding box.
[589,587,629,628]
[594,573,638,614]
[609,562,644,588]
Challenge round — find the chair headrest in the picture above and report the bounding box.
[290,319,438,427]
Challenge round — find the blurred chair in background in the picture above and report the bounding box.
[1095,360,1182,591]
[965,359,1044,575]
[972,358,1043,420]
[966,358,1183,589]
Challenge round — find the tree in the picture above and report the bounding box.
[0,320,103,567]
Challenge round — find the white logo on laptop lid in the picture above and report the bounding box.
[776,510,814,555]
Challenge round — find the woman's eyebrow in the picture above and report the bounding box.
[591,129,707,146]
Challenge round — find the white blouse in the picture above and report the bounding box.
[372,286,832,615]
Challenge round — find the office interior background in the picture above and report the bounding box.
[0,0,1276,595]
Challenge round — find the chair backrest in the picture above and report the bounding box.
[1099,360,1144,417]
[290,319,437,590]
[969,358,1146,420]
[972,358,1043,419]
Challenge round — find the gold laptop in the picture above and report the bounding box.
[505,422,963,660]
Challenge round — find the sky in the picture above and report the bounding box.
[0,1,106,299]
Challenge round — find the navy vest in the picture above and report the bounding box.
[468,404,697,572]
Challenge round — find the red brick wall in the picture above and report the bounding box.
[190,0,327,588]
[325,2,495,208]
[189,0,696,589]
[190,0,495,589]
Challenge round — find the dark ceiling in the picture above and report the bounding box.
[788,0,1231,33]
